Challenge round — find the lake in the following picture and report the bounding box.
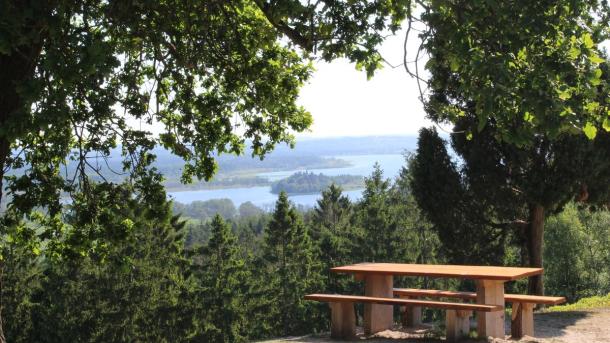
[167,154,406,208]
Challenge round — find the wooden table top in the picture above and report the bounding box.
[331,263,542,281]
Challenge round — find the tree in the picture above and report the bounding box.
[416,1,610,144]
[192,215,249,343]
[354,163,406,262]
[0,1,409,211]
[22,183,192,343]
[310,184,355,293]
[544,203,610,301]
[0,2,407,339]
[392,158,439,268]
[411,126,610,295]
[238,201,264,219]
[409,129,510,266]
[258,192,320,336]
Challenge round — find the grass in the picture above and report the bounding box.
[546,293,610,312]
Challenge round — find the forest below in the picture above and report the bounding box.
[4,160,607,343]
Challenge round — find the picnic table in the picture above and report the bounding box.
[331,262,543,339]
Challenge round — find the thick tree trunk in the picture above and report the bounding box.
[0,3,47,341]
[0,44,42,343]
[526,204,545,296]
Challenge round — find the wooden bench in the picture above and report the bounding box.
[305,294,502,341]
[393,288,566,338]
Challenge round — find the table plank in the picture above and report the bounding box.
[331,263,542,281]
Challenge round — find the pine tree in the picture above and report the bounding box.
[193,214,249,343]
[259,192,321,336]
[355,163,403,262]
[311,184,355,293]
[28,183,192,343]
[392,160,439,266]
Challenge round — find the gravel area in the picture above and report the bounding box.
[259,308,610,343]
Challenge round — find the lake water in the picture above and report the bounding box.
[167,154,405,208]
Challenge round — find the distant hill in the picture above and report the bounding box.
[6,135,417,187]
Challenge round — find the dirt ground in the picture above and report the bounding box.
[260,308,610,343]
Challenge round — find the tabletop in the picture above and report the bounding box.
[331,263,542,281]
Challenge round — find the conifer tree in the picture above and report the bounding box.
[355,164,404,262]
[409,129,509,266]
[193,214,249,343]
[28,183,191,343]
[392,160,439,267]
[259,192,321,336]
[311,184,355,293]
[411,126,610,294]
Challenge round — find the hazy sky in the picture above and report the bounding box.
[296,29,434,138]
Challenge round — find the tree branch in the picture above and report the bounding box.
[254,1,314,51]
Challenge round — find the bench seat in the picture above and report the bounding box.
[393,288,566,305]
[305,294,502,341]
[393,288,566,338]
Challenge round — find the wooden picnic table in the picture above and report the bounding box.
[331,262,543,339]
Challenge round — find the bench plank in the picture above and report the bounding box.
[304,294,502,312]
[393,288,566,305]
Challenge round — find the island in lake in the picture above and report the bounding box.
[270,171,364,195]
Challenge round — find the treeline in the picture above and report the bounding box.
[270,171,363,195]
[2,163,439,342]
[3,163,609,342]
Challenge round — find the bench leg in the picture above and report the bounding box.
[330,302,356,339]
[363,274,394,334]
[446,309,472,342]
[475,280,505,339]
[399,295,422,327]
[511,302,534,338]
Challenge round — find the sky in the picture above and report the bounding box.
[296,29,434,138]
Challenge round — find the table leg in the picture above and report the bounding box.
[330,302,356,339]
[399,295,422,327]
[476,280,505,339]
[363,274,393,334]
[511,302,534,338]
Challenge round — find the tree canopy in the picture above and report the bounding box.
[419,0,610,144]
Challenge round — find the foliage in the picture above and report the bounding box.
[257,192,322,337]
[310,184,359,294]
[421,1,610,144]
[3,159,608,341]
[544,203,610,301]
[190,215,250,343]
[15,185,191,343]
[270,171,363,195]
[0,241,40,343]
[238,201,264,219]
[411,119,610,295]
[355,164,405,262]
[546,293,610,312]
[410,129,509,265]
[174,199,237,221]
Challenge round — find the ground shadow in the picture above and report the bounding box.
[530,311,591,339]
[262,310,605,342]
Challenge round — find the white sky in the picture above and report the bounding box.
[296,29,434,138]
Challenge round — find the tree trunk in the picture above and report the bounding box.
[0,3,48,341]
[0,262,4,343]
[526,204,545,296]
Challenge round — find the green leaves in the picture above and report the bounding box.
[583,122,598,139]
[421,1,610,144]
[604,117,610,132]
